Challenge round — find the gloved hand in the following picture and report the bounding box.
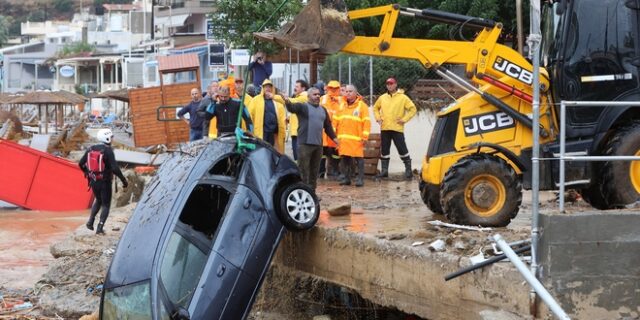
[122,179,129,188]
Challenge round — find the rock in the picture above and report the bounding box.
[113,171,147,208]
[388,233,407,240]
[429,239,446,252]
[454,241,467,251]
[328,204,351,216]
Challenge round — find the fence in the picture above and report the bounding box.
[558,100,640,211]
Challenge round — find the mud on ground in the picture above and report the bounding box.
[0,172,595,318]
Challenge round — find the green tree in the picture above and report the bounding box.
[0,15,12,47]
[208,0,304,53]
[321,53,429,95]
[58,42,96,58]
[53,0,73,12]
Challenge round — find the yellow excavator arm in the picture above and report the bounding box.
[255,1,552,137]
[343,5,548,96]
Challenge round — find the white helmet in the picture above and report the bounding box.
[97,128,114,144]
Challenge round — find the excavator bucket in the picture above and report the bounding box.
[254,0,355,54]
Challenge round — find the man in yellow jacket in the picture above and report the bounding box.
[335,85,371,187]
[373,77,417,179]
[287,79,309,160]
[248,79,287,153]
[320,80,345,178]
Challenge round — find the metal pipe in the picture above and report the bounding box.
[559,101,566,212]
[563,101,640,107]
[445,245,531,281]
[493,234,571,320]
[529,1,542,313]
[401,7,496,30]
[516,0,524,55]
[369,56,373,106]
[563,156,640,161]
[338,57,342,84]
[348,56,352,85]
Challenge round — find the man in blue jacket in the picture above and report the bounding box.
[248,51,273,89]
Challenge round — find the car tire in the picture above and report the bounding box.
[597,121,640,208]
[277,182,320,231]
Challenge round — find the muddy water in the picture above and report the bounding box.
[0,208,87,289]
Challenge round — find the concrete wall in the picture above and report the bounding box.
[274,227,532,320]
[539,211,640,319]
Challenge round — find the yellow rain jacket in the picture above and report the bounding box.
[248,93,287,153]
[335,96,371,157]
[287,91,308,137]
[320,93,346,147]
[373,89,416,132]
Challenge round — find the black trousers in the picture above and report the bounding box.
[297,144,323,190]
[380,130,410,160]
[89,179,113,224]
[291,136,298,160]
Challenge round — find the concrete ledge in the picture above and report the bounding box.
[274,226,533,320]
[540,211,640,319]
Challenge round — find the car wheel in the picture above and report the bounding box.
[440,154,522,227]
[277,182,320,231]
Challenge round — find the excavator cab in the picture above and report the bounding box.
[540,0,640,210]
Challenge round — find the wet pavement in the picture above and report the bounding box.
[0,208,87,289]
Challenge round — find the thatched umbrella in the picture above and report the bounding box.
[95,88,130,121]
[9,91,87,134]
[96,88,129,103]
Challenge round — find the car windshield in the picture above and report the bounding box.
[102,280,151,319]
[160,231,208,310]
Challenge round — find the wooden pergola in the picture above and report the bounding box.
[9,91,87,134]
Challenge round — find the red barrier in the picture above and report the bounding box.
[0,139,93,210]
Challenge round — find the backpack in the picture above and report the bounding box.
[86,148,106,181]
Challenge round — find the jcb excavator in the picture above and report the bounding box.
[257,0,640,227]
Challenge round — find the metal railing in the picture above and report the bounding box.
[559,100,640,211]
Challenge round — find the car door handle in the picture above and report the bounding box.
[217,264,226,277]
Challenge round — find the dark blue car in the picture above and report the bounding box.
[100,135,320,319]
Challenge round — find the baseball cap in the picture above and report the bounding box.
[327,80,340,88]
[262,79,273,86]
[385,77,397,85]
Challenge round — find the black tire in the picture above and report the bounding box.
[276,182,320,231]
[584,121,640,209]
[419,180,443,214]
[440,154,522,227]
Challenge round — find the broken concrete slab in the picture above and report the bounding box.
[113,149,167,165]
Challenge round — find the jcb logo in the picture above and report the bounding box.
[463,111,515,136]
[493,56,533,85]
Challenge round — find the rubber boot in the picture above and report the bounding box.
[339,158,351,185]
[96,222,106,235]
[86,216,95,231]
[403,158,413,180]
[355,158,365,187]
[329,157,341,180]
[376,159,389,178]
[86,208,98,231]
